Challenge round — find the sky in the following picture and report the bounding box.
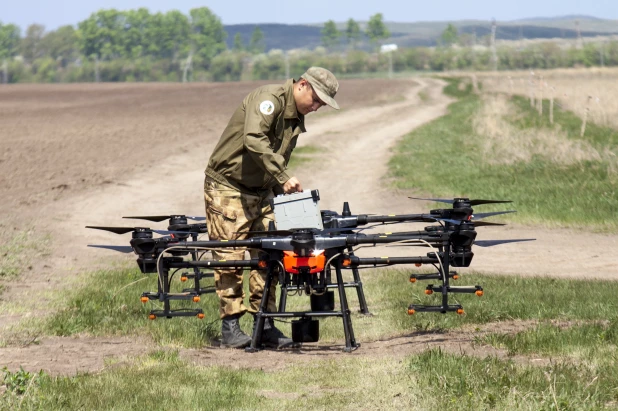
[3,0,617,31]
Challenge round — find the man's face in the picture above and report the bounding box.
[294,80,326,115]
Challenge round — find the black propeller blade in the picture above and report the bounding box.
[87,245,134,253]
[122,215,206,222]
[472,211,516,220]
[86,226,186,236]
[409,197,512,206]
[472,221,507,227]
[474,239,536,247]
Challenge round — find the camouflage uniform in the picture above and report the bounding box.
[205,79,306,319]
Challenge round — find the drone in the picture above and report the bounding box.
[87,192,534,352]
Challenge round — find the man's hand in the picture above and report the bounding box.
[283,177,303,194]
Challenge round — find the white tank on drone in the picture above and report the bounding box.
[271,189,323,231]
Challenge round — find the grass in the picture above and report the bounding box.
[5,328,618,409]
[288,144,321,169]
[388,77,618,231]
[480,320,618,358]
[409,348,618,410]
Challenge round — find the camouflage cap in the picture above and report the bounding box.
[301,67,340,110]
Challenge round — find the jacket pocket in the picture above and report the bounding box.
[207,203,238,222]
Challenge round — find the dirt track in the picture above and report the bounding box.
[1,77,616,375]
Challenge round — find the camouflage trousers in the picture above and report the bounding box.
[204,177,278,319]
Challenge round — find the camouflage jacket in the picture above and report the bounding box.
[205,79,306,194]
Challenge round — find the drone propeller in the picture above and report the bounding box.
[87,245,134,253]
[85,226,187,236]
[474,238,535,247]
[470,221,506,227]
[409,197,512,206]
[472,211,516,220]
[122,215,206,222]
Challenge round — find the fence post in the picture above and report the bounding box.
[529,71,535,108]
[549,87,555,125]
[537,76,543,116]
[581,96,592,137]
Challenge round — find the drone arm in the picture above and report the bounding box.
[346,233,446,246]
[349,256,439,266]
[363,213,430,224]
[167,259,261,269]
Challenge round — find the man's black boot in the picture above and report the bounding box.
[221,314,252,348]
[253,317,299,349]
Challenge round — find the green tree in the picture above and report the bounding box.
[366,13,390,49]
[148,10,190,61]
[0,22,21,59]
[20,24,46,62]
[233,33,244,51]
[78,9,125,60]
[441,23,458,47]
[41,25,79,67]
[122,8,152,58]
[345,18,362,49]
[321,20,341,49]
[189,7,227,67]
[249,26,265,54]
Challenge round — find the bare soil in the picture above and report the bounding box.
[0,77,616,376]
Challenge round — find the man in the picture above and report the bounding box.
[204,67,340,348]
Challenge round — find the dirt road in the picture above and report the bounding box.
[1,77,616,376]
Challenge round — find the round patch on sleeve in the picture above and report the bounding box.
[259,100,275,115]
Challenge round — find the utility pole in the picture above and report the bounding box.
[490,19,498,71]
[575,20,583,49]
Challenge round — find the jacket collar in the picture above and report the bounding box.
[283,79,306,132]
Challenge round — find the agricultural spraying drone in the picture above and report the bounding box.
[87,191,533,352]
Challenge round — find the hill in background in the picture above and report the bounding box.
[224,15,618,51]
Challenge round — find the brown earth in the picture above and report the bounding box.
[0,77,616,376]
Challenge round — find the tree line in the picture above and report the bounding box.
[1,8,617,84]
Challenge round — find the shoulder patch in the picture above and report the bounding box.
[259,100,275,115]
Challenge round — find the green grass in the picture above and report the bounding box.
[481,320,618,358]
[409,348,618,410]
[5,339,618,410]
[389,78,618,231]
[288,144,321,169]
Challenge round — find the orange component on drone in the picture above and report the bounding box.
[475,290,484,297]
[258,260,268,269]
[180,276,188,282]
[283,251,326,274]
[407,309,416,315]
[197,313,205,319]
[192,296,201,303]
[456,308,465,315]
[342,257,351,267]
[409,276,417,283]
[424,289,433,295]
[148,314,157,320]
[140,296,149,303]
